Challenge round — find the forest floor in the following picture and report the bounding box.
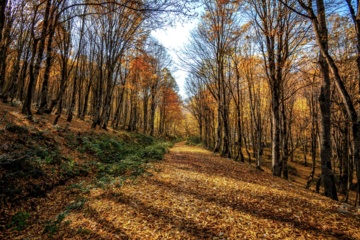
[3,142,360,239]
[0,102,360,239]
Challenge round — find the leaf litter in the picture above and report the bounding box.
[4,142,360,239]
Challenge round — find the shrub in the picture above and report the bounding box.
[7,211,31,231]
[186,136,202,145]
[134,133,154,146]
[5,123,29,134]
[142,142,168,160]
[77,133,171,187]
[79,135,130,163]
[43,212,68,235]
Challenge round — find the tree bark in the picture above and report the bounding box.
[318,53,338,200]
[0,0,8,93]
[272,85,282,176]
[22,1,51,116]
[37,27,55,114]
[143,90,149,134]
[149,84,157,136]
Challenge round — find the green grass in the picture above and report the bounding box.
[7,211,31,231]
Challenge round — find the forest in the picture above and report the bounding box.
[0,0,360,239]
[182,0,360,202]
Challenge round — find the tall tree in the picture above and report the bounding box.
[182,0,242,158]
[0,0,8,93]
[279,0,346,200]
[22,0,52,116]
[249,0,307,177]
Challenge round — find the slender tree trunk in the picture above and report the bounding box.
[22,0,51,116]
[100,69,116,129]
[112,86,125,128]
[17,50,30,102]
[77,77,83,119]
[53,98,63,125]
[3,31,24,102]
[340,120,350,195]
[80,77,91,120]
[221,78,231,158]
[37,28,55,114]
[236,105,245,162]
[318,53,338,200]
[214,106,222,153]
[149,85,157,136]
[22,39,38,116]
[122,90,129,129]
[0,0,6,41]
[272,86,282,176]
[256,121,262,169]
[143,90,149,134]
[91,77,102,129]
[0,0,8,93]
[67,73,79,122]
[353,123,360,205]
[128,88,138,131]
[221,104,231,158]
[281,102,289,179]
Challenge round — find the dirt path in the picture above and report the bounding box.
[8,142,360,239]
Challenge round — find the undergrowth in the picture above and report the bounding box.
[39,133,172,236]
[2,123,172,235]
[6,212,31,231]
[77,133,172,188]
[186,136,202,146]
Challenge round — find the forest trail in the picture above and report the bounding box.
[7,142,360,239]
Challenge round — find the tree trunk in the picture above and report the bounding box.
[221,103,231,158]
[22,39,38,116]
[112,86,125,128]
[340,120,350,195]
[214,107,222,153]
[305,0,360,201]
[149,85,157,136]
[143,90,149,134]
[17,50,30,102]
[236,105,245,162]
[37,27,55,114]
[80,77,92,120]
[318,53,338,200]
[0,0,8,93]
[22,0,51,116]
[272,86,282,176]
[67,73,78,122]
[256,121,262,169]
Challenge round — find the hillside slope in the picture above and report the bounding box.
[0,102,171,238]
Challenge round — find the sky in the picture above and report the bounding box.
[151,21,198,99]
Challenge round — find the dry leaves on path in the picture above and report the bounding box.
[7,142,360,239]
[63,142,360,239]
